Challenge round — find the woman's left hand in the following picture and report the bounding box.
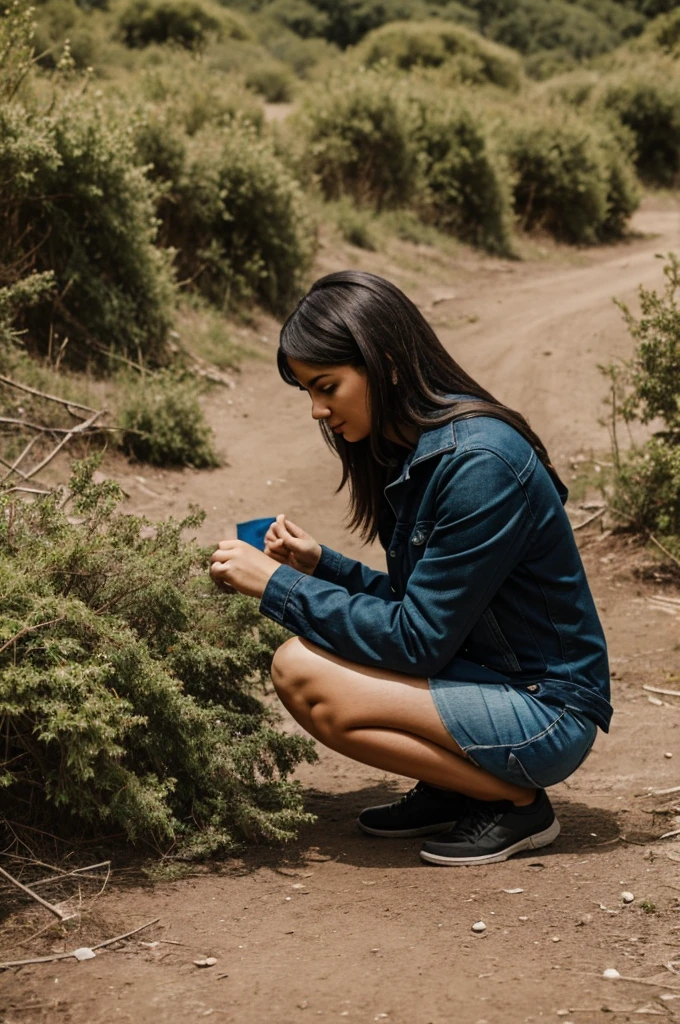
[210,540,280,599]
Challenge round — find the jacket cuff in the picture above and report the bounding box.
[312,545,344,583]
[260,563,305,626]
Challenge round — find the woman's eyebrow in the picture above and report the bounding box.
[305,373,331,389]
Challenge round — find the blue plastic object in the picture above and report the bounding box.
[236,517,276,551]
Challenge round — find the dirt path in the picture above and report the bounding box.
[2,199,680,1024]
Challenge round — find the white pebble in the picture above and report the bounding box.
[518,916,529,921]
[665,752,673,758]
[73,947,96,961]
[471,921,487,933]
[602,968,620,980]
[194,957,217,967]
[556,1011,570,1018]
[621,891,634,904]
[503,887,524,894]
[552,936,561,942]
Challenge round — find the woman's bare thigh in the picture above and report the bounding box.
[272,637,465,756]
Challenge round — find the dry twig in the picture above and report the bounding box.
[0,917,160,969]
[0,865,75,922]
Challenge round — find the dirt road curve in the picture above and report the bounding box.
[2,199,680,1024]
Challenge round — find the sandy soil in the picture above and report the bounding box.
[1,198,680,1024]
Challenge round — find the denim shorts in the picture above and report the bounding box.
[429,679,597,790]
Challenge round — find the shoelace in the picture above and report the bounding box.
[446,800,507,842]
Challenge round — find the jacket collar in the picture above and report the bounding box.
[387,419,458,489]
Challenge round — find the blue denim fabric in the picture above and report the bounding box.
[429,679,598,789]
[260,407,612,732]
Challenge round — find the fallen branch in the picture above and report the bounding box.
[0,374,98,416]
[22,409,104,481]
[0,860,112,891]
[643,685,680,698]
[0,918,160,969]
[640,786,680,798]
[574,506,608,531]
[0,865,75,922]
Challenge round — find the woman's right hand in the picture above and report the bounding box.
[264,514,322,576]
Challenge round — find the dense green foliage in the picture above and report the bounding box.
[500,105,639,243]
[292,72,421,210]
[594,68,680,187]
[0,458,316,854]
[606,255,680,554]
[357,19,523,90]
[0,81,174,367]
[413,95,512,252]
[118,371,220,467]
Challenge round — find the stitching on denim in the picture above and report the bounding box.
[280,572,306,620]
[465,709,567,754]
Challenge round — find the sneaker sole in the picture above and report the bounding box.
[418,817,561,865]
[357,819,461,838]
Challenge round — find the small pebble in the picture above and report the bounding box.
[503,888,524,894]
[552,936,561,943]
[665,752,673,758]
[556,1011,570,1018]
[194,957,217,968]
[602,968,620,980]
[578,913,593,925]
[472,921,487,933]
[621,891,634,904]
[518,916,529,922]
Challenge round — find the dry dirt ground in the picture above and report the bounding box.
[2,198,680,1024]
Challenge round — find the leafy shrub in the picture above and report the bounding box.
[118,371,220,467]
[593,68,680,186]
[644,8,680,53]
[605,254,680,554]
[413,95,512,254]
[33,0,104,69]
[150,120,315,312]
[0,92,174,366]
[501,105,639,243]
[0,458,316,855]
[486,0,622,59]
[358,19,523,91]
[537,68,600,108]
[245,57,295,101]
[332,199,379,250]
[135,60,265,137]
[118,0,250,49]
[292,71,420,210]
[259,0,330,39]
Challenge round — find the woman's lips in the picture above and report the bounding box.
[331,423,345,433]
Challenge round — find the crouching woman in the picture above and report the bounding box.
[210,270,612,866]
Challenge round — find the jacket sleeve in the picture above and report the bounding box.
[259,449,535,677]
[312,544,396,600]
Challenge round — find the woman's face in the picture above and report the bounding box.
[287,358,372,443]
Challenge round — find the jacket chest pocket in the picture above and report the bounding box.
[388,520,435,591]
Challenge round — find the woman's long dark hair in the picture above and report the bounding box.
[278,270,560,543]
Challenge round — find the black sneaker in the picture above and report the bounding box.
[357,781,467,838]
[419,789,560,865]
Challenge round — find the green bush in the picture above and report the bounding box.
[594,68,680,186]
[486,0,622,59]
[331,198,379,250]
[501,105,639,243]
[118,0,250,49]
[605,254,680,555]
[151,120,315,312]
[0,93,174,366]
[413,95,512,254]
[118,371,220,467]
[644,8,680,53]
[358,19,523,90]
[0,457,316,855]
[33,0,104,69]
[292,71,420,210]
[245,56,295,101]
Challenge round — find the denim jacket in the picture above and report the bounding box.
[260,410,612,732]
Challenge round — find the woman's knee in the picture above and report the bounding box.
[270,636,311,700]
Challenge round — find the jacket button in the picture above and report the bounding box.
[411,530,426,546]
[527,684,538,693]
[389,549,396,558]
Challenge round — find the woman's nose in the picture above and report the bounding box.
[311,398,331,421]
